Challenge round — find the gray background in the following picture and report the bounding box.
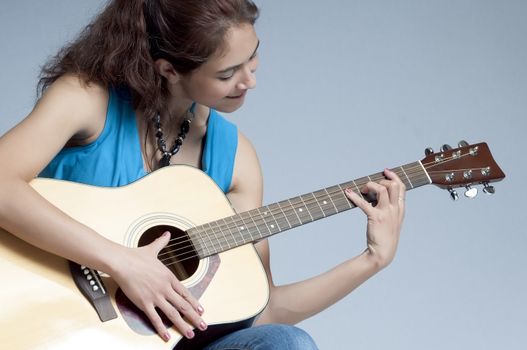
[1,1,525,349]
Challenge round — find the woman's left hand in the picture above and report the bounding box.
[344,168,406,269]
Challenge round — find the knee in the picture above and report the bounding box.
[258,324,318,350]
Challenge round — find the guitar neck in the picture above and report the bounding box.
[187,161,430,258]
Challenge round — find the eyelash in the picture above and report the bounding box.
[218,54,258,81]
[218,74,234,81]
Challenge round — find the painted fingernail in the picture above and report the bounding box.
[163,332,171,342]
[186,329,195,339]
[199,321,207,330]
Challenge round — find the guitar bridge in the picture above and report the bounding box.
[69,261,117,322]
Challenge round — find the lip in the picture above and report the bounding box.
[226,91,247,99]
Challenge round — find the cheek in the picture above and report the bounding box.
[195,81,234,103]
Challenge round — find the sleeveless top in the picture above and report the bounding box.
[39,88,238,193]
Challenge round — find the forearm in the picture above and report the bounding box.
[256,250,383,325]
[0,178,123,274]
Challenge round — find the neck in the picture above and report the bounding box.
[183,161,431,259]
[162,98,194,126]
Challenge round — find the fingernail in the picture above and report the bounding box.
[198,305,204,314]
[163,332,171,342]
[199,321,207,330]
[186,329,195,339]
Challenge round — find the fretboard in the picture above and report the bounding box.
[188,161,430,258]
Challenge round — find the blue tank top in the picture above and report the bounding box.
[39,88,238,193]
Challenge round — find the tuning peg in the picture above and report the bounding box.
[440,144,452,152]
[425,147,434,156]
[458,140,469,148]
[448,188,459,201]
[464,185,478,199]
[482,182,495,195]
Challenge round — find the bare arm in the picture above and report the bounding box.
[0,76,205,342]
[227,132,406,325]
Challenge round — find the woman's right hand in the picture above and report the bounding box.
[109,231,207,342]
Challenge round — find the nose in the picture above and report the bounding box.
[236,65,257,90]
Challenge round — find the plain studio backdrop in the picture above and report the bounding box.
[1,1,525,349]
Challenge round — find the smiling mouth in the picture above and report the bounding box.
[226,91,247,99]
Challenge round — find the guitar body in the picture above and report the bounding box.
[0,166,270,349]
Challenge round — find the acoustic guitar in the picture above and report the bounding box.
[0,141,505,349]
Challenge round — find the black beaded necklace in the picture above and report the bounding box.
[152,103,195,168]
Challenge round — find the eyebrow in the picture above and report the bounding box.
[217,40,260,74]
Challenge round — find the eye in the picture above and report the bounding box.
[218,75,234,81]
[217,69,235,81]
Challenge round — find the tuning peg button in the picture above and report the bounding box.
[458,140,469,148]
[449,188,459,201]
[464,186,478,199]
[425,147,434,156]
[482,182,495,195]
[440,144,452,152]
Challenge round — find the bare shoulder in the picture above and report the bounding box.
[227,130,263,212]
[35,74,109,138]
[0,75,109,179]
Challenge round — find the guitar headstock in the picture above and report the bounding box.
[421,141,505,200]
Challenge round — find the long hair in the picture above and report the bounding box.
[38,0,259,118]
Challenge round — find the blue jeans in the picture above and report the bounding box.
[202,324,318,350]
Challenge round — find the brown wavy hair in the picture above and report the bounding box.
[38,0,259,118]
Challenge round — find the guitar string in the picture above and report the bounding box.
[156,164,430,263]
[157,151,488,264]
[157,161,464,263]
[158,172,468,264]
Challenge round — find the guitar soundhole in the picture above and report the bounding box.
[138,225,199,281]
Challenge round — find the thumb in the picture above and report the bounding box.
[149,231,171,255]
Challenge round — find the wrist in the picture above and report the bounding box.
[99,243,129,277]
[362,245,392,271]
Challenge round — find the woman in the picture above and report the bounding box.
[0,0,406,348]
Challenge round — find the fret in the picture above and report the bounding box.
[210,220,229,253]
[276,201,293,229]
[301,194,324,220]
[298,195,315,222]
[287,196,307,224]
[246,209,264,239]
[286,199,303,227]
[265,203,285,231]
[214,218,231,251]
[254,207,272,238]
[409,162,431,187]
[188,227,207,258]
[350,180,362,199]
[241,211,261,242]
[323,188,340,214]
[399,166,414,189]
[310,192,326,218]
[336,184,354,210]
[323,184,348,211]
[222,218,238,247]
[236,211,253,243]
[261,205,282,235]
[222,217,239,246]
[204,223,218,255]
[355,176,370,187]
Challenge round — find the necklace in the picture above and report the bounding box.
[152,103,195,168]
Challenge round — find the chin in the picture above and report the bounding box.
[213,102,244,114]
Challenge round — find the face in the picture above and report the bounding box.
[178,23,259,113]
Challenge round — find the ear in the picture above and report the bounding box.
[154,59,180,84]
